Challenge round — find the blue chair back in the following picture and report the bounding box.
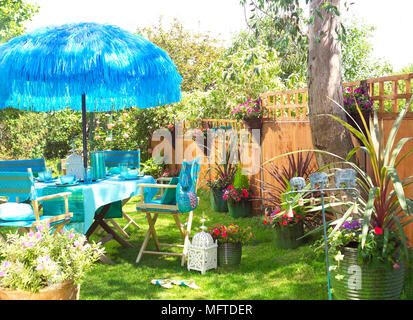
[0,171,36,202]
[0,159,46,176]
[100,150,141,169]
[176,158,201,213]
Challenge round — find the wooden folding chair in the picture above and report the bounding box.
[0,168,73,239]
[98,150,141,237]
[135,158,201,266]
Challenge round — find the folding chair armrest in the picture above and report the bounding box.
[31,212,73,228]
[35,192,72,201]
[136,183,177,189]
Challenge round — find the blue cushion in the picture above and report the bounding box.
[160,177,179,205]
[0,202,35,221]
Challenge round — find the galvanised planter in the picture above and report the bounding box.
[330,246,405,300]
[228,200,252,218]
[217,242,242,267]
[210,188,228,213]
[273,221,305,250]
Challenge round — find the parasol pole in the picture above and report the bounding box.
[82,94,88,170]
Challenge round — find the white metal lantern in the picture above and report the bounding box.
[187,214,217,274]
[65,153,84,180]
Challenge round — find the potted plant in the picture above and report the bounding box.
[223,165,253,218]
[209,224,253,267]
[314,97,413,300]
[206,176,232,212]
[230,98,264,130]
[342,85,374,144]
[264,207,306,250]
[205,146,237,213]
[0,223,103,300]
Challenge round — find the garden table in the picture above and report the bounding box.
[35,175,158,248]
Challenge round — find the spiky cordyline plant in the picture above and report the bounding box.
[261,151,315,208]
[204,142,238,190]
[324,97,413,253]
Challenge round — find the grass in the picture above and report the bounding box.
[82,189,332,300]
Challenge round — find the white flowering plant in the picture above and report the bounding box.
[0,223,104,293]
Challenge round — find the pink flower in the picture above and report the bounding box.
[393,263,400,269]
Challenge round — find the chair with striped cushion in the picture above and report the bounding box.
[135,158,201,266]
[97,150,141,237]
[102,150,141,172]
[0,158,46,177]
[0,169,73,240]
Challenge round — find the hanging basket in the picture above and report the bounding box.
[273,221,305,250]
[210,188,228,212]
[345,111,371,144]
[330,246,405,300]
[243,117,263,130]
[228,199,252,218]
[217,242,242,267]
[0,280,80,300]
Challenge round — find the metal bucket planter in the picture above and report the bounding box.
[273,221,305,250]
[228,200,252,218]
[210,188,228,212]
[330,246,405,300]
[0,280,80,300]
[217,242,242,267]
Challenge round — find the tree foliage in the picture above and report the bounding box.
[0,0,39,42]
[137,17,224,92]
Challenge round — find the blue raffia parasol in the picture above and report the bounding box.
[0,22,182,170]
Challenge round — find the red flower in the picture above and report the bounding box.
[222,232,228,237]
[264,220,267,225]
[214,228,220,235]
[282,220,287,225]
[374,227,383,235]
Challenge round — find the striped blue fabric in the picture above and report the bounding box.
[0,159,46,174]
[101,150,141,169]
[176,158,201,213]
[0,171,36,202]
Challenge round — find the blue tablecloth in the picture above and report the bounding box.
[35,175,158,234]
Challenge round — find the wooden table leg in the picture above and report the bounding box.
[86,203,133,248]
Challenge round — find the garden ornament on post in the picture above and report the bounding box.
[286,169,360,300]
[0,22,182,173]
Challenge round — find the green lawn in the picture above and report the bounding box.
[82,188,388,301]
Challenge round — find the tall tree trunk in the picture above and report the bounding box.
[308,0,354,168]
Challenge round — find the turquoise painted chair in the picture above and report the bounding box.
[98,150,141,237]
[0,158,46,177]
[135,158,201,266]
[102,150,141,171]
[0,169,73,239]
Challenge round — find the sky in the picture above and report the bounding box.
[24,0,413,71]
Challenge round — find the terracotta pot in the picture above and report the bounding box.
[0,280,80,300]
